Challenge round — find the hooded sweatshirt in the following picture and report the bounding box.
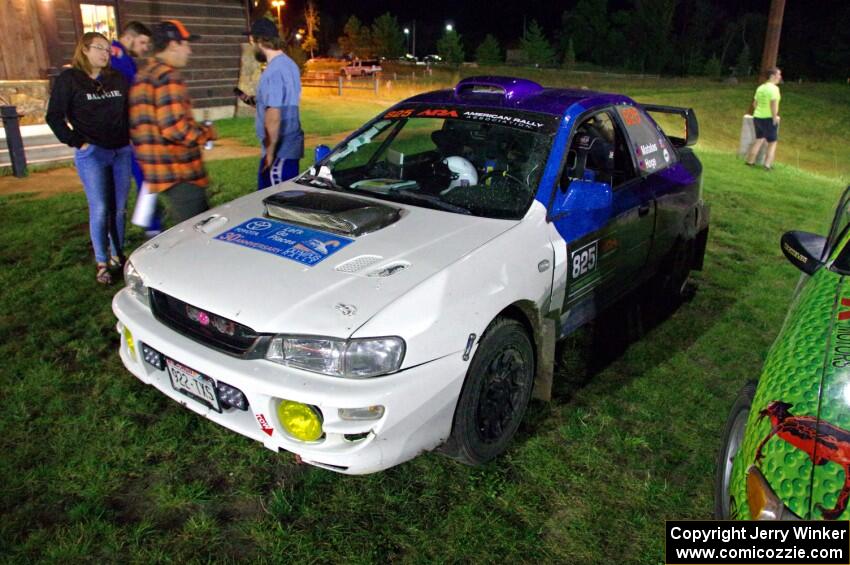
[46,67,129,149]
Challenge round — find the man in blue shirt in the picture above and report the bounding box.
[111,21,163,235]
[110,21,151,83]
[245,19,304,190]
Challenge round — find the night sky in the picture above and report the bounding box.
[280,0,778,52]
[265,0,849,79]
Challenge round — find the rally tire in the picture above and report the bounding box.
[714,380,757,519]
[658,238,693,310]
[444,318,535,466]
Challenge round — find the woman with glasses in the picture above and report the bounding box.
[47,32,132,284]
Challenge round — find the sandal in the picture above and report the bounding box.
[96,263,113,285]
[108,255,126,271]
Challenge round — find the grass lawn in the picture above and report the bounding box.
[1,71,849,562]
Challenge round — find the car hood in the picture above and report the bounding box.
[130,184,518,336]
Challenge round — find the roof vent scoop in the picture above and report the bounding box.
[263,190,401,236]
[454,76,543,103]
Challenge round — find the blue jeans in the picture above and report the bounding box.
[258,157,300,190]
[75,144,132,263]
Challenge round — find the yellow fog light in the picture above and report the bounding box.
[277,400,323,442]
[123,326,137,361]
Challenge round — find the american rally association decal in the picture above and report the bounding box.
[215,218,353,266]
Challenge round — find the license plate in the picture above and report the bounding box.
[166,358,221,412]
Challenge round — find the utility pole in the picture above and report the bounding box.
[759,0,786,80]
[412,20,416,58]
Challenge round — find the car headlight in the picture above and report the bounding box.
[123,260,149,307]
[746,465,802,520]
[266,335,405,378]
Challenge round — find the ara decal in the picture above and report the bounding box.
[256,413,274,437]
[755,401,850,519]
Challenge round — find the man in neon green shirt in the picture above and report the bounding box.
[745,67,782,170]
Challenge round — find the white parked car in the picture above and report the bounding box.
[340,59,382,77]
[114,77,708,474]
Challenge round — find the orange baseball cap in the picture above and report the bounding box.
[152,19,201,42]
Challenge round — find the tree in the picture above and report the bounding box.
[561,38,576,69]
[735,43,751,76]
[475,34,501,66]
[338,15,372,58]
[566,0,611,65]
[302,1,319,58]
[437,29,464,66]
[520,20,554,66]
[703,53,722,77]
[286,43,307,74]
[371,12,405,59]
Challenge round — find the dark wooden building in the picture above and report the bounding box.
[1,0,250,116]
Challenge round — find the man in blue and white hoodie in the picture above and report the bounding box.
[111,21,162,235]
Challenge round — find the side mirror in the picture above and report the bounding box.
[781,230,826,275]
[314,144,331,164]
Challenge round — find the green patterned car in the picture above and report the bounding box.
[716,185,850,520]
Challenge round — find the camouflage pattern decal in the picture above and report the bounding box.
[730,268,842,519]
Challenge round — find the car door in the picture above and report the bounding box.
[548,109,653,330]
[615,105,691,273]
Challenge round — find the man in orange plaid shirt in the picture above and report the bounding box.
[129,20,216,225]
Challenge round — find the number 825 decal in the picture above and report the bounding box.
[570,241,598,280]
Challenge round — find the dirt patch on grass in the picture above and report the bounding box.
[0,134,349,200]
[0,138,260,199]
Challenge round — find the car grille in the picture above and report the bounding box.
[150,290,262,356]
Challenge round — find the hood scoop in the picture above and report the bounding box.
[263,190,401,236]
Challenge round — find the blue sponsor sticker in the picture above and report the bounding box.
[215,218,353,266]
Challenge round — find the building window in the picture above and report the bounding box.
[79,4,117,39]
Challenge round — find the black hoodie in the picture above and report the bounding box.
[46,67,129,149]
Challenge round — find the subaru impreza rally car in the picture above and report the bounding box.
[114,76,709,474]
[716,185,850,520]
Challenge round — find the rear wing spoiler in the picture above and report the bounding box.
[640,103,699,148]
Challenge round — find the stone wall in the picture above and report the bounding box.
[0,80,49,125]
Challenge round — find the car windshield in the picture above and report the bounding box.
[298,105,558,219]
[826,186,850,257]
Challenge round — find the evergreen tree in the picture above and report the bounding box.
[561,38,576,69]
[339,15,372,58]
[437,29,464,66]
[703,54,722,77]
[371,13,405,59]
[520,19,554,67]
[475,34,501,66]
[735,43,751,76]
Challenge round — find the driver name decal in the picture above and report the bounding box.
[215,218,353,266]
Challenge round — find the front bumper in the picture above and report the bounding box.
[112,288,468,474]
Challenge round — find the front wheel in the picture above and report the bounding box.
[444,318,535,465]
[714,381,757,519]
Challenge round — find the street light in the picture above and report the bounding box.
[445,23,453,32]
[271,0,285,34]
[404,28,410,55]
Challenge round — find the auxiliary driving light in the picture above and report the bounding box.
[216,382,248,411]
[123,327,137,360]
[277,400,323,442]
[141,343,164,371]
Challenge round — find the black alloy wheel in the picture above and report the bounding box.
[444,318,535,465]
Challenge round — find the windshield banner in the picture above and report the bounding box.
[382,105,560,133]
